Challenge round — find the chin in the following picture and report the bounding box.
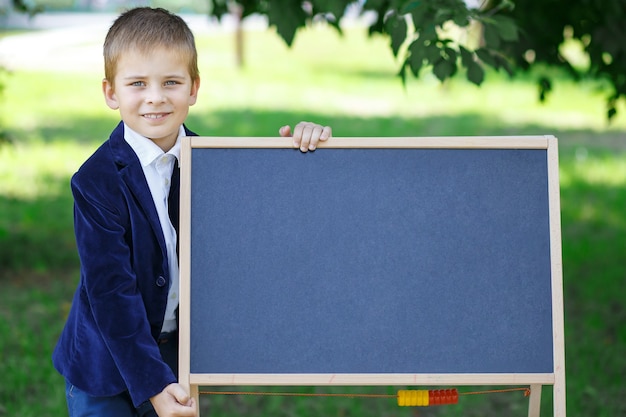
[141,126,177,140]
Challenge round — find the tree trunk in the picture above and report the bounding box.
[229,2,244,68]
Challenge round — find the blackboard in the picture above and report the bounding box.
[178,136,565,417]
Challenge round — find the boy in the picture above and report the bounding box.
[52,7,332,417]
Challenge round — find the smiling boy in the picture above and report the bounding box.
[52,7,331,417]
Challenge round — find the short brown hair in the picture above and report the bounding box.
[103,7,199,83]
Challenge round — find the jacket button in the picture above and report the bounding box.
[156,276,166,287]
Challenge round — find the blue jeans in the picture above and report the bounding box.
[66,381,158,417]
[64,333,176,417]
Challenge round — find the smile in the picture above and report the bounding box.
[142,113,170,119]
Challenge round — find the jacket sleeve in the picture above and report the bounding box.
[71,171,176,407]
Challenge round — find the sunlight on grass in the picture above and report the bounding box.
[0,141,92,199]
[560,153,626,235]
[560,152,626,187]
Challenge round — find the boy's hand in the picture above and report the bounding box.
[150,383,197,417]
[280,121,332,153]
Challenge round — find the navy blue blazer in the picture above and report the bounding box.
[53,122,197,407]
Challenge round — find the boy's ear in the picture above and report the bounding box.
[188,77,201,106]
[102,78,120,110]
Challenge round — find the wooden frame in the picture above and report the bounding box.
[179,136,565,417]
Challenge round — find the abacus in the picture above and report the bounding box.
[397,389,458,406]
[200,386,532,407]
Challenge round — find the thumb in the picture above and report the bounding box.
[167,384,191,406]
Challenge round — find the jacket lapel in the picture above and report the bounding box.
[108,122,199,261]
[109,122,168,257]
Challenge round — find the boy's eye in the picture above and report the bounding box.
[131,81,145,87]
[164,80,178,86]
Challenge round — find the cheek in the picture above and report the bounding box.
[117,92,142,107]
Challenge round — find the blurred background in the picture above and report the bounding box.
[0,1,624,416]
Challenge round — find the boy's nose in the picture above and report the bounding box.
[146,88,166,104]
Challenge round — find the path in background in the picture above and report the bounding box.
[0,12,267,72]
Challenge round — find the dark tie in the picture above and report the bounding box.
[168,158,180,257]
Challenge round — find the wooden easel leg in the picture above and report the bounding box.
[553,373,567,417]
[527,384,542,417]
[191,385,200,417]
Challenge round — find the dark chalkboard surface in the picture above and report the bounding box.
[178,136,565,416]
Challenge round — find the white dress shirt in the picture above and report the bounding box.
[124,123,183,333]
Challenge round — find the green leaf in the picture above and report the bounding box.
[408,40,426,77]
[490,14,519,42]
[434,9,455,26]
[538,77,552,102]
[410,2,433,29]
[239,0,267,19]
[362,0,390,11]
[442,46,457,62]
[367,16,386,36]
[433,57,456,82]
[482,23,501,49]
[266,1,308,46]
[495,55,514,77]
[459,45,474,68]
[424,43,442,63]
[310,0,351,22]
[475,48,497,68]
[11,0,43,16]
[418,24,438,42]
[432,0,470,27]
[398,58,409,87]
[466,61,485,85]
[386,14,408,57]
[401,1,422,14]
[362,0,393,34]
[608,106,617,120]
[206,0,229,18]
[453,14,470,28]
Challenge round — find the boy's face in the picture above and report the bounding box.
[102,47,200,151]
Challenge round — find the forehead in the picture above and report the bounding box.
[114,46,191,78]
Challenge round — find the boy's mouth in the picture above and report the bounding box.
[142,113,170,120]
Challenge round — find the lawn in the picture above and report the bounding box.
[1,21,625,416]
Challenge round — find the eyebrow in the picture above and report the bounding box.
[121,74,188,80]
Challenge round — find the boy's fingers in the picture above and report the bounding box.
[300,125,315,152]
[166,384,193,406]
[306,125,324,150]
[303,124,332,151]
[279,125,291,137]
[320,125,332,141]
[292,122,305,149]
[286,122,332,152]
[182,397,197,414]
[151,384,197,417]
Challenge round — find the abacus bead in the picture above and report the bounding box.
[397,390,405,406]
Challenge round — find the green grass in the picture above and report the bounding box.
[1,22,626,416]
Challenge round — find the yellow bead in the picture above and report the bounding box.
[397,390,405,406]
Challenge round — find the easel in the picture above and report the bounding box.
[178,135,566,416]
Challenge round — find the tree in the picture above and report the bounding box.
[491,0,626,120]
[206,0,625,120]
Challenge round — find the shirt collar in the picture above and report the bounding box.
[123,123,184,167]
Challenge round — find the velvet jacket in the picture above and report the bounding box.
[52,121,197,407]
